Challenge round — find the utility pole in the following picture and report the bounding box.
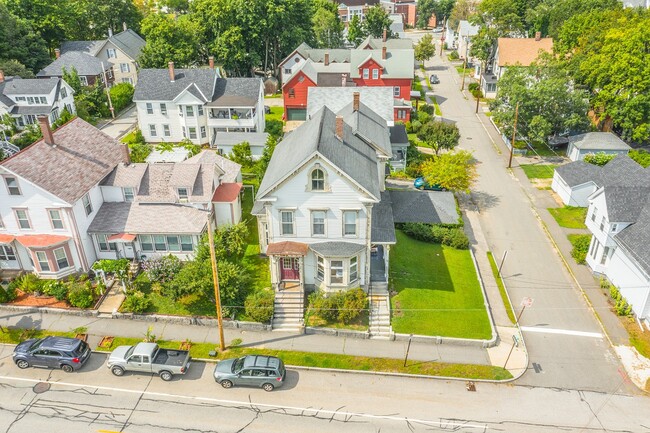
[508,102,520,169]
[101,62,115,119]
[439,18,446,56]
[460,57,467,91]
[207,215,226,351]
[475,93,480,113]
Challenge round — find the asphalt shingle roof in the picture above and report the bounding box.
[357,36,413,50]
[2,77,60,95]
[208,78,262,107]
[603,186,650,222]
[184,150,240,183]
[60,40,104,56]
[133,69,217,102]
[555,155,650,189]
[337,101,392,157]
[349,49,414,79]
[389,124,409,145]
[389,190,459,224]
[614,203,650,276]
[554,161,600,187]
[307,87,394,125]
[310,241,366,257]
[372,191,396,244]
[109,29,146,61]
[257,106,380,200]
[37,52,106,77]
[1,118,127,204]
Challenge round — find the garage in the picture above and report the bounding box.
[286,108,307,121]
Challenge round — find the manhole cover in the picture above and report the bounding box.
[33,382,50,394]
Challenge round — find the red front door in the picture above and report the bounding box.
[280,257,300,281]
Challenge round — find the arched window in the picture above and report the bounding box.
[311,168,325,191]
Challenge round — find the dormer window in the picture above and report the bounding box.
[177,187,189,201]
[310,167,326,191]
[123,187,135,202]
[372,69,379,79]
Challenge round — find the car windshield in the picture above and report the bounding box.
[232,357,245,373]
[124,346,135,359]
[29,339,44,350]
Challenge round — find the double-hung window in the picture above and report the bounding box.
[349,257,358,282]
[123,187,135,202]
[363,68,369,79]
[139,235,153,252]
[393,86,400,97]
[316,256,324,281]
[53,247,70,269]
[600,246,610,265]
[153,235,166,251]
[82,194,93,216]
[372,69,379,79]
[5,176,21,195]
[186,106,194,117]
[200,126,206,138]
[15,209,30,229]
[107,48,116,58]
[79,76,88,86]
[36,251,50,271]
[198,106,204,116]
[48,210,64,229]
[146,103,153,114]
[163,124,171,137]
[177,188,189,201]
[280,210,294,235]
[61,87,67,98]
[312,211,326,236]
[120,63,130,73]
[160,103,167,115]
[330,260,344,284]
[343,211,357,236]
[97,234,117,252]
[311,169,325,191]
[0,245,16,261]
[180,235,193,252]
[149,124,157,137]
[600,216,606,232]
[188,127,197,139]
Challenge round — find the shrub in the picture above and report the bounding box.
[609,284,621,301]
[468,83,479,92]
[410,120,423,133]
[448,51,459,60]
[0,284,17,303]
[401,222,436,243]
[419,104,434,115]
[584,152,616,166]
[443,228,470,250]
[109,82,135,112]
[405,121,413,133]
[309,289,367,324]
[401,223,469,249]
[568,234,591,265]
[42,280,68,301]
[390,170,411,179]
[309,290,340,322]
[629,149,650,168]
[67,283,94,308]
[417,111,431,124]
[615,298,632,316]
[229,141,254,168]
[244,290,275,323]
[143,255,182,283]
[265,119,283,138]
[13,273,43,294]
[93,259,130,276]
[338,288,367,324]
[122,290,151,313]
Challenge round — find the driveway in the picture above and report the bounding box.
[408,34,634,394]
[98,104,137,139]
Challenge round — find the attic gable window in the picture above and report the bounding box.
[288,89,295,98]
[311,168,325,190]
[177,187,189,202]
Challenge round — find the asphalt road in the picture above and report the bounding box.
[0,345,649,433]
[405,32,631,394]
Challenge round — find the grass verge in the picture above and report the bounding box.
[548,206,588,229]
[389,231,492,339]
[266,106,283,123]
[486,252,516,324]
[621,316,650,359]
[94,336,511,380]
[432,97,442,116]
[520,164,557,179]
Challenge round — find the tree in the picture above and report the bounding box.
[415,34,436,63]
[229,142,254,168]
[0,60,34,78]
[312,0,344,48]
[159,0,190,14]
[52,107,74,130]
[490,55,590,142]
[449,0,479,30]
[417,120,461,155]
[74,0,143,39]
[62,67,83,94]
[526,0,620,39]
[347,15,366,46]
[420,150,477,192]
[255,134,278,178]
[139,13,201,68]
[109,83,135,113]
[584,152,616,166]
[5,0,73,51]
[363,4,393,39]
[0,3,51,72]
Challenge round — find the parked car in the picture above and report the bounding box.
[214,355,286,392]
[107,342,191,381]
[13,336,91,372]
[414,177,445,191]
[429,74,440,84]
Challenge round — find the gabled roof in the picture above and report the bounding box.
[101,163,148,187]
[349,49,414,79]
[257,106,380,200]
[602,186,650,222]
[1,77,60,95]
[184,150,240,183]
[134,68,217,102]
[496,37,554,67]
[108,29,146,61]
[207,77,262,107]
[569,132,631,151]
[554,161,601,187]
[307,86,394,125]
[60,40,105,56]
[37,52,107,77]
[555,155,650,189]
[457,20,479,37]
[212,182,242,202]
[337,101,391,157]
[1,118,127,203]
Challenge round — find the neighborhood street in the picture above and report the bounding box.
[407,32,633,395]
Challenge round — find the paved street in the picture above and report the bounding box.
[0,343,649,433]
[406,32,633,394]
[97,104,137,139]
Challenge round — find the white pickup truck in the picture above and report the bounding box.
[107,342,191,381]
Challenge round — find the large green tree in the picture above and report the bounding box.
[415,33,436,63]
[312,0,343,48]
[0,60,35,78]
[420,150,477,192]
[363,4,393,38]
[448,0,477,30]
[525,0,620,38]
[0,3,50,72]
[74,0,143,40]
[417,120,461,155]
[347,15,366,46]
[138,13,201,68]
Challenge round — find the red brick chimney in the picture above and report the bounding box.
[324,52,330,66]
[0,70,4,83]
[168,61,175,82]
[208,56,214,69]
[353,92,360,111]
[382,46,387,60]
[383,28,387,42]
[38,115,54,145]
[335,116,344,140]
[54,48,60,59]
[535,31,541,41]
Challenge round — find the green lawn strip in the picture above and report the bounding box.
[95,337,510,379]
[420,65,432,91]
[240,188,271,293]
[432,97,442,116]
[519,164,557,179]
[486,252,516,324]
[455,65,470,75]
[121,130,137,144]
[548,207,588,229]
[389,231,492,339]
[266,106,283,123]
[0,329,76,344]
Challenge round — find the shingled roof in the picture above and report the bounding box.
[497,37,554,67]
[37,51,107,77]
[1,118,127,203]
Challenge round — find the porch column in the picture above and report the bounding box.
[270,256,279,290]
[299,256,305,288]
[384,245,390,281]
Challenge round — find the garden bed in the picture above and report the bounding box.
[9,291,70,308]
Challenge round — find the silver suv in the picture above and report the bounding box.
[13,336,91,372]
[214,355,286,392]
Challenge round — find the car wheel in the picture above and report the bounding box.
[220,380,233,389]
[61,364,74,373]
[111,366,125,377]
[262,383,274,392]
[160,371,173,381]
[15,359,30,369]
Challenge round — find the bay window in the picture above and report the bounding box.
[317,256,324,281]
[53,247,70,269]
[36,251,50,271]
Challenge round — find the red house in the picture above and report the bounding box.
[280,35,414,123]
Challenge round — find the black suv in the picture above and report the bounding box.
[13,336,91,372]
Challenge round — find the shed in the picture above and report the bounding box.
[567,132,631,161]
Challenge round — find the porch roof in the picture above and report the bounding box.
[15,234,70,248]
[0,234,16,244]
[107,233,137,242]
[310,241,366,257]
[266,241,309,256]
[88,202,208,234]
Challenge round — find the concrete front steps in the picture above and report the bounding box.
[271,286,305,332]
[369,281,393,340]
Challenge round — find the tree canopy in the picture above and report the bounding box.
[415,34,436,63]
[421,150,477,192]
[312,0,344,48]
[0,3,50,72]
[139,13,201,68]
[363,4,393,39]
[417,120,461,155]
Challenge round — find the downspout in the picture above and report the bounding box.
[66,207,90,271]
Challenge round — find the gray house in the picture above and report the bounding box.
[567,132,631,161]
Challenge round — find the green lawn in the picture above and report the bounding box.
[486,252,515,324]
[266,106,283,123]
[94,335,511,379]
[240,188,271,293]
[432,96,442,116]
[548,206,588,229]
[455,65,470,75]
[520,164,557,179]
[389,231,492,339]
